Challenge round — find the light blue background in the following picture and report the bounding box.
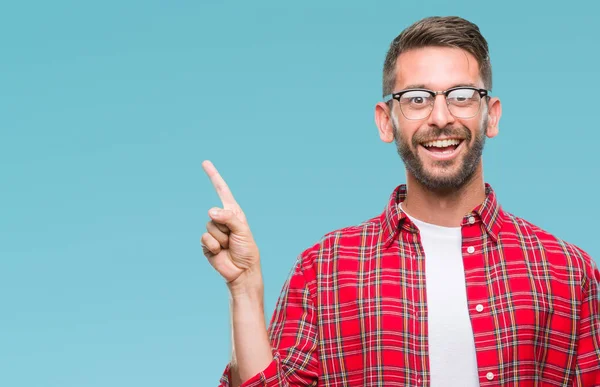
[1,1,598,386]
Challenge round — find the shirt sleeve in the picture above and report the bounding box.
[573,256,600,386]
[218,252,320,387]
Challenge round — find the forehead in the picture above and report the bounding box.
[394,46,483,90]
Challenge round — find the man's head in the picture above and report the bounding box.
[375,16,502,193]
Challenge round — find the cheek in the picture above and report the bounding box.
[457,119,482,143]
[391,109,429,146]
[393,118,421,145]
[477,106,489,134]
[402,128,421,148]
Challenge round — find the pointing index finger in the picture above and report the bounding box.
[202,160,240,209]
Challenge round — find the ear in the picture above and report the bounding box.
[375,101,395,143]
[485,97,502,138]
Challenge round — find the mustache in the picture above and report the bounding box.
[412,126,472,147]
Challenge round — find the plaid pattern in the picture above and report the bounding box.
[219,184,600,386]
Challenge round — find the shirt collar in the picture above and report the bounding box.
[381,183,504,248]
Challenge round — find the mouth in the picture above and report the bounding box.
[419,138,465,161]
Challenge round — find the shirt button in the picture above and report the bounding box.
[486,372,494,380]
[417,377,422,384]
[468,216,475,224]
[467,246,475,254]
[476,304,484,312]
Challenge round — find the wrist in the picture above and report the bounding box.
[227,265,264,300]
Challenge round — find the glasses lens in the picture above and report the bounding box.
[399,90,434,120]
[447,88,482,118]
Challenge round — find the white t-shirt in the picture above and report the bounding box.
[400,203,479,386]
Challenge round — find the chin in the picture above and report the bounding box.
[418,165,475,190]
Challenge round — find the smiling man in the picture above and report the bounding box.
[202,16,600,386]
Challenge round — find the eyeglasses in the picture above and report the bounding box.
[383,87,490,120]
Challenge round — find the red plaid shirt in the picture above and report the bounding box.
[219,184,600,386]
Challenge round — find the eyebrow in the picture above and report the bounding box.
[402,83,478,90]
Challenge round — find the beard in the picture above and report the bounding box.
[393,116,487,193]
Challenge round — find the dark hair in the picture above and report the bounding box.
[383,16,492,97]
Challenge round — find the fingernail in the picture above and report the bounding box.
[210,209,220,216]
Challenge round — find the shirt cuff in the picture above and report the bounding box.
[219,353,281,387]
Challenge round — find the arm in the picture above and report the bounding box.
[200,160,274,386]
[200,161,318,386]
[219,255,320,387]
[573,259,600,386]
[228,270,273,386]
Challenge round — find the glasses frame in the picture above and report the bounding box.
[383,86,490,120]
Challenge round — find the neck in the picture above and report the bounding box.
[402,163,486,227]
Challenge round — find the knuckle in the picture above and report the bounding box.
[206,221,216,231]
[216,223,230,234]
[207,241,220,254]
[201,233,217,248]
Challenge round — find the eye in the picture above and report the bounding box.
[400,91,432,107]
[447,88,477,105]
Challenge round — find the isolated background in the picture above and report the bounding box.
[1,1,599,386]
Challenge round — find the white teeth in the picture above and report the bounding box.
[422,139,461,148]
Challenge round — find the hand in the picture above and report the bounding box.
[201,160,261,289]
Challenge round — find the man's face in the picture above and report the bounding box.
[388,47,495,192]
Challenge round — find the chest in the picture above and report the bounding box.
[313,240,580,386]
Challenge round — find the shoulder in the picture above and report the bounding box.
[500,210,598,286]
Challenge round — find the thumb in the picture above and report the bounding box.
[208,208,246,234]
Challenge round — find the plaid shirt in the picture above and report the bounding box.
[219,184,600,386]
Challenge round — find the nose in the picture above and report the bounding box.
[427,94,455,128]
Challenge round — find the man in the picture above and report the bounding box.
[201,16,600,386]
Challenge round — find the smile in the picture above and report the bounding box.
[419,138,465,160]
